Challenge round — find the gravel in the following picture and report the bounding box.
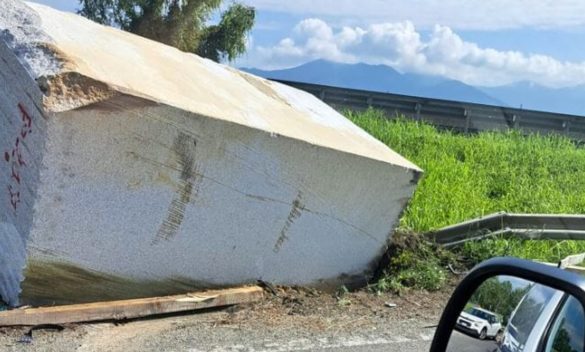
[0,286,453,351]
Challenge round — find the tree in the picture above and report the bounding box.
[553,326,578,352]
[470,277,529,325]
[78,0,255,62]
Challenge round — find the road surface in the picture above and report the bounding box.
[447,330,499,352]
[0,311,438,352]
[0,286,453,351]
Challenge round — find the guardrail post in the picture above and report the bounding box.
[512,114,520,129]
[415,103,422,121]
[564,120,571,135]
[367,95,373,107]
[319,89,326,101]
[464,109,470,134]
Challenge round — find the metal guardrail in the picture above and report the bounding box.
[426,212,585,247]
[276,80,585,141]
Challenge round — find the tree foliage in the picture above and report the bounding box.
[553,327,578,352]
[78,0,255,62]
[470,277,529,325]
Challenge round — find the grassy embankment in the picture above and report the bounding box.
[346,109,585,293]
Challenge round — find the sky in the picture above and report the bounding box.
[28,0,585,88]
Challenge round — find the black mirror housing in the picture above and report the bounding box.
[430,257,585,352]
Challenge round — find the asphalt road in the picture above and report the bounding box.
[187,331,437,351]
[447,330,499,352]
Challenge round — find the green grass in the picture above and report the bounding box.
[348,109,585,232]
[458,235,585,264]
[346,109,585,290]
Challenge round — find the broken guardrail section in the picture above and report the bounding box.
[0,1,421,307]
[427,212,585,247]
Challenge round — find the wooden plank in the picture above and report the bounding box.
[0,286,263,326]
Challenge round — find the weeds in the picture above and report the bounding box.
[371,231,457,294]
[335,285,352,306]
[459,236,585,264]
[348,109,585,233]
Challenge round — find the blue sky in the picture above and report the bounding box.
[29,0,585,88]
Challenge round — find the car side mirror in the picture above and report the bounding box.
[430,257,585,352]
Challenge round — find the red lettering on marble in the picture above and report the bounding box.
[10,163,20,184]
[5,104,32,212]
[7,185,20,211]
[18,103,32,128]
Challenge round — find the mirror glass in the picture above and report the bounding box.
[446,275,585,352]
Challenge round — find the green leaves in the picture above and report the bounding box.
[196,3,255,62]
[470,278,528,325]
[78,0,255,62]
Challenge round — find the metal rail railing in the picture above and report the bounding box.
[426,212,585,247]
[276,80,585,142]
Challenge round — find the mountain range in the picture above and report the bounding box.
[241,60,585,116]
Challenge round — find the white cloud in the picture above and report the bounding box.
[295,18,333,39]
[239,18,585,88]
[244,0,585,31]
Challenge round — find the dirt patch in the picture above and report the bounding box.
[221,280,458,334]
[0,282,459,351]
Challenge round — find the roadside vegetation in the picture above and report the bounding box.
[346,109,585,293]
[468,277,528,325]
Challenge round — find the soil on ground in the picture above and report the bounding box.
[0,279,459,352]
[233,281,457,332]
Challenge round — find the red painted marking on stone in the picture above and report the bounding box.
[18,103,32,128]
[19,105,33,138]
[12,146,25,167]
[7,185,20,211]
[11,163,21,184]
[5,103,33,211]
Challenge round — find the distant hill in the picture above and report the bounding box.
[241,60,505,106]
[480,82,585,116]
[242,60,585,116]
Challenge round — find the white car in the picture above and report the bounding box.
[456,306,503,340]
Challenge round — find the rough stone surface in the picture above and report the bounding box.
[0,38,48,306]
[0,0,422,306]
[0,0,62,79]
